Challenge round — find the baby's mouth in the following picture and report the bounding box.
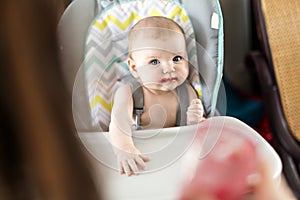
[160,77,178,83]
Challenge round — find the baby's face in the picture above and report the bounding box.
[128,26,189,93]
[129,48,189,92]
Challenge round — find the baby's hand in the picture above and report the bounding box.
[113,145,150,176]
[187,99,205,125]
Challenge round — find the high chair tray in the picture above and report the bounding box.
[78,116,282,200]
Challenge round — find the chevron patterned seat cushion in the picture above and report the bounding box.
[84,0,201,131]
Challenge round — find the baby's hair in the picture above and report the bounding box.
[128,16,185,54]
[130,16,184,34]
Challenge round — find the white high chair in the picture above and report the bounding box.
[58,0,282,199]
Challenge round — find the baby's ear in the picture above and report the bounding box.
[127,57,138,78]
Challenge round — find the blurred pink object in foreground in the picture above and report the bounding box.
[180,117,258,200]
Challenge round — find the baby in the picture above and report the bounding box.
[109,16,205,176]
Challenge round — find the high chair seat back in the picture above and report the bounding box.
[58,0,224,131]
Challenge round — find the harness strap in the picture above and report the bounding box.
[175,83,189,126]
[132,84,144,130]
[122,74,144,130]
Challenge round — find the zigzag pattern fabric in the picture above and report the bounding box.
[84,0,200,131]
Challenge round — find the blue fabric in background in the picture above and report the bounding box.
[224,80,264,127]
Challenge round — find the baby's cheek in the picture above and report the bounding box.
[137,68,160,82]
[177,69,189,82]
[179,66,189,79]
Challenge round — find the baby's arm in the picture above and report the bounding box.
[109,85,149,176]
[187,98,206,125]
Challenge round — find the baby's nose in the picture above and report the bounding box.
[162,62,175,73]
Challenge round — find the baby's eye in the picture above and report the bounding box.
[173,56,182,62]
[150,59,160,65]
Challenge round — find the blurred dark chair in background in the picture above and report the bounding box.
[246,0,300,198]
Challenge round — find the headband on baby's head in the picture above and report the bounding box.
[128,27,188,59]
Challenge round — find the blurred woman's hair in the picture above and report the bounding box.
[0,1,101,199]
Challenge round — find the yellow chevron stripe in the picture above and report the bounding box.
[90,95,113,112]
[94,12,141,31]
[169,6,188,22]
[93,6,188,31]
[149,9,164,17]
[93,19,108,31]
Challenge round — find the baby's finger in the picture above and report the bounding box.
[188,104,204,112]
[128,159,139,175]
[187,112,202,119]
[187,113,203,124]
[134,156,147,170]
[139,154,150,162]
[122,161,131,176]
[188,108,203,115]
[189,103,203,109]
[118,162,125,174]
[191,98,201,104]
